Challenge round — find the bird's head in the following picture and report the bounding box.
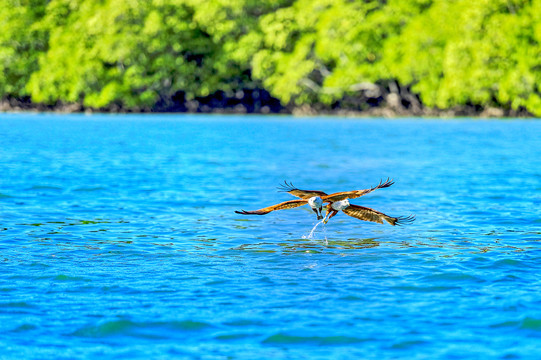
[308,196,324,220]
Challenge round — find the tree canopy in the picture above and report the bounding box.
[1,0,540,115]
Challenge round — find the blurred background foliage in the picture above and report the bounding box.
[1,0,540,115]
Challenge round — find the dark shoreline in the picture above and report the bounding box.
[0,96,535,118]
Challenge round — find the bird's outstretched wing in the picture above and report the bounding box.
[342,204,415,226]
[235,199,308,215]
[277,180,328,199]
[322,178,395,203]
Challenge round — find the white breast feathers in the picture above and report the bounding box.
[308,196,323,208]
[331,199,350,211]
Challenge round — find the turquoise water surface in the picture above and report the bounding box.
[1,113,540,359]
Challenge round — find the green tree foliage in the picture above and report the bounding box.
[1,0,541,115]
[0,0,48,98]
[245,0,432,105]
[187,0,292,93]
[385,0,541,115]
[28,0,222,109]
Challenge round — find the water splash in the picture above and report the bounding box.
[302,220,328,245]
[302,220,322,239]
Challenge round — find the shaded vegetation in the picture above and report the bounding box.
[1,0,540,115]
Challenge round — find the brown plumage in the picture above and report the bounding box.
[277,181,327,199]
[235,178,398,220]
[341,204,415,226]
[277,178,394,203]
[235,199,308,215]
[303,179,414,226]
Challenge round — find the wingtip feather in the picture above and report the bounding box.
[380,177,395,188]
[277,180,297,192]
[395,214,415,226]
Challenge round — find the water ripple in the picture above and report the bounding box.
[72,319,213,338]
[262,332,368,345]
[1,115,540,359]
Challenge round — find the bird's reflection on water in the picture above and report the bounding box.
[233,236,381,254]
[230,226,535,256]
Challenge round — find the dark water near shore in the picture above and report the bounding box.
[1,113,540,359]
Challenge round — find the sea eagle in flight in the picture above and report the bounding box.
[235,178,413,226]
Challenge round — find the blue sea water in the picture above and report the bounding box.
[0,113,540,359]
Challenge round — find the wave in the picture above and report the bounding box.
[72,319,213,338]
[262,332,367,345]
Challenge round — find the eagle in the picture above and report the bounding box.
[235,179,414,226]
